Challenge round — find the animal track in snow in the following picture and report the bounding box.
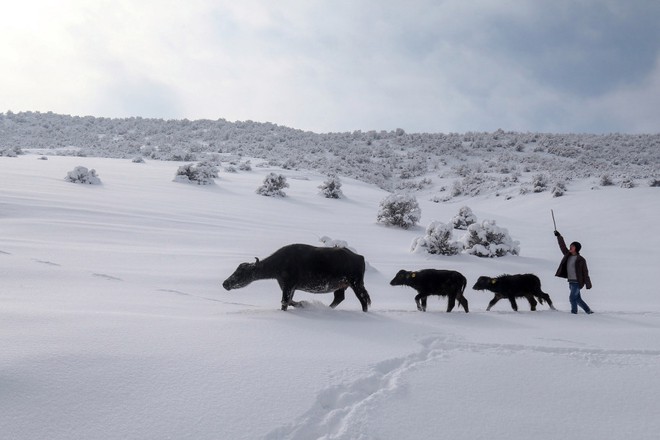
[264,334,660,439]
[32,258,61,266]
[92,273,123,281]
[263,337,452,440]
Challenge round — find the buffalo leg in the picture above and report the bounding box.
[457,295,469,313]
[525,294,538,311]
[539,293,556,310]
[507,296,519,311]
[351,283,371,312]
[329,289,346,308]
[280,287,297,311]
[415,294,427,312]
[446,295,456,313]
[486,295,502,311]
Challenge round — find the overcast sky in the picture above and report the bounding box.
[1,0,659,134]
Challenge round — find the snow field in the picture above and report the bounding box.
[1,155,659,440]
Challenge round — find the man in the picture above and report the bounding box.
[554,230,593,314]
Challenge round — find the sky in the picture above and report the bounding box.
[1,0,659,134]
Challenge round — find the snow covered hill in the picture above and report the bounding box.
[2,111,658,194]
[1,154,659,440]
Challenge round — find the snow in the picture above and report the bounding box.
[1,154,659,440]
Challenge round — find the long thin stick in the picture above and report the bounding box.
[551,209,557,230]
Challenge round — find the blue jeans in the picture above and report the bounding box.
[569,282,592,314]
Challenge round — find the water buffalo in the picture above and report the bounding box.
[472,274,556,311]
[390,269,468,312]
[222,244,372,311]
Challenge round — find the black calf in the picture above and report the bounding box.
[472,274,556,311]
[390,269,468,312]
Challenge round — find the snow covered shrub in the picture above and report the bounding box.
[1,146,22,157]
[551,181,567,197]
[238,160,252,171]
[461,220,520,258]
[450,206,477,230]
[451,180,464,197]
[318,174,343,199]
[600,174,614,186]
[531,173,548,192]
[620,177,635,189]
[650,178,660,187]
[376,193,421,229]
[132,157,145,163]
[65,166,101,185]
[319,236,349,248]
[173,161,218,185]
[256,172,289,197]
[411,221,462,255]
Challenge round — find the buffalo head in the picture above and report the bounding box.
[390,270,417,286]
[472,276,496,291]
[223,258,260,290]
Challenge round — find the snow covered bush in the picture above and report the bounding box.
[318,174,343,199]
[600,174,614,186]
[411,221,462,255]
[450,206,477,230]
[551,181,567,197]
[256,172,289,197]
[173,161,218,185]
[319,236,349,249]
[65,166,101,185]
[461,219,520,258]
[132,157,145,163]
[1,146,22,157]
[532,173,548,193]
[376,193,421,229]
[620,177,635,188]
[650,178,660,187]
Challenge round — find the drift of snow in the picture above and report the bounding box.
[1,154,659,440]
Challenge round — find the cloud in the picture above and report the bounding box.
[0,0,658,133]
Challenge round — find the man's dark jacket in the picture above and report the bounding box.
[555,234,592,290]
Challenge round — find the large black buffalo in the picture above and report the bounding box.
[390,269,468,312]
[472,274,556,311]
[222,244,371,311]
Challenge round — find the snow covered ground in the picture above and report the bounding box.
[1,155,659,440]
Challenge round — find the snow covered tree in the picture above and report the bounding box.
[376,193,421,229]
[461,219,519,258]
[173,161,218,185]
[65,166,101,185]
[318,174,344,199]
[257,172,289,197]
[411,221,462,255]
[450,206,477,230]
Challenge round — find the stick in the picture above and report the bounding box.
[551,209,557,231]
